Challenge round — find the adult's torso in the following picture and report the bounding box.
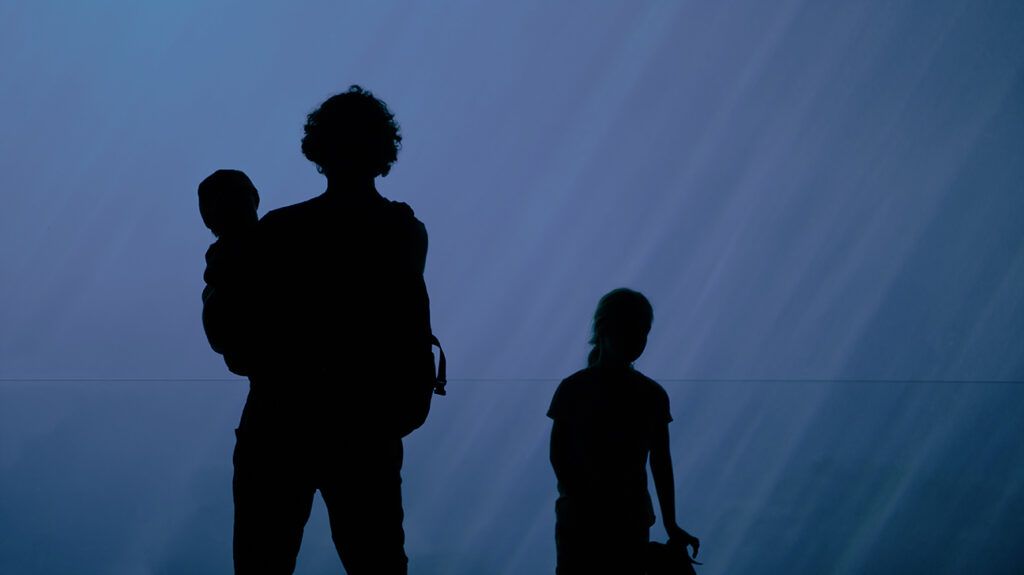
[249,191,425,399]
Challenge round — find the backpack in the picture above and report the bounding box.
[378,200,447,437]
[396,333,447,437]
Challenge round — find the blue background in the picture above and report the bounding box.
[2,1,1022,573]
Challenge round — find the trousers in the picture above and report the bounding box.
[232,395,407,575]
[555,513,649,575]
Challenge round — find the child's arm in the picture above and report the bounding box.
[650,422,700,557]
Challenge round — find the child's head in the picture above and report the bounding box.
[198,169,259,237]
[588,288,653,367]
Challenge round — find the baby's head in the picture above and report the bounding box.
[198,169,260,237]
[588,288,653,367]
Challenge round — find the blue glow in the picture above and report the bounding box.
[1,1,1022,573]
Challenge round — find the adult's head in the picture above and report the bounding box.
[587,288,654,367]
[301,85,402,180]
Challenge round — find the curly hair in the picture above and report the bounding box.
[301,85,402,178]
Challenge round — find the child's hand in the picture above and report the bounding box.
[667,524,700,559]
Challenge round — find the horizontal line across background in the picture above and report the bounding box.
[0,378,1021,384]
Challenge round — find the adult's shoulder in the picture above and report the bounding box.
[387,200,428,271]
[388,199,417,219]
[259,196,323,228]
[388,201,427,234]
[254,197,327,248]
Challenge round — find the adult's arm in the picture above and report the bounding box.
[549,418,570,485]
[413,218,427,274]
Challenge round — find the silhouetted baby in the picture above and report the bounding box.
[198,169,260,374]
[548,288,699,574]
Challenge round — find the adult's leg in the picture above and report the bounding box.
[233,426,316,575]
[320,438,408,575]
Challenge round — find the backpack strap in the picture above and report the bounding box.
[431,334,447,396]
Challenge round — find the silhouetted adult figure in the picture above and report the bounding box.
[548,289,699,574]
[232,86,433,575]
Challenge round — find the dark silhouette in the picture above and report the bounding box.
[204,86,439,575]
[548,289,699,574]
[198,169,260,376]
[647,540,701,575]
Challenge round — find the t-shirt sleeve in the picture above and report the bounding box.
[547,380,569,419]
[655,384,673,424]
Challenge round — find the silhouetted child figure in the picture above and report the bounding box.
[548,288,699,575]
[198,169,260,375]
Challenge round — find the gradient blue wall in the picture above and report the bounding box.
[2,1,1022,573]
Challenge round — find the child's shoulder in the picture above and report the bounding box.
[548,368,595,419]
[561,367,595,385]
[551,368,592,399]
[628,368,663,388]
[628,366,667,391]
[628,370,671,419]
[559,366,660,386]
